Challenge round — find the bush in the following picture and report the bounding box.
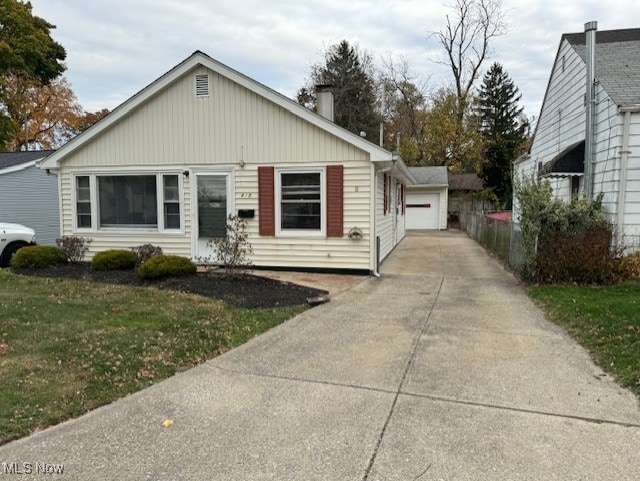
[138,255,196,280]
[205,215,253,275]
[92,250,137,271]
[56,236,92,262]
[534,224,616,284]
[131,244,163,265]
[10,246,68,269]
[615,252,640,282]
[514,174,608,282]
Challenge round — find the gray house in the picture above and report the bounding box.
[0,150,59,245]
[515,25,640,251]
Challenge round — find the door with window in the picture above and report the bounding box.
[195,173,232,262]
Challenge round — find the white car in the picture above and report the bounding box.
[0,223,37,267]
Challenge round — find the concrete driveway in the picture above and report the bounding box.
[1,231,639,480]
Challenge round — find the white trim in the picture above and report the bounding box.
[0,160,37,175]
[275,167,326,238]
[191,169,235,260]
[71,171,186,235]
[40,51,394,170]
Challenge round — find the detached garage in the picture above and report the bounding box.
[406,167,448,230]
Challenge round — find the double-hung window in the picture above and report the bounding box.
[74,173,181,232]
[278,169,324,234]
[75,176,92,229]
[163,175,181,229]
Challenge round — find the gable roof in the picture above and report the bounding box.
[408,166,448,186]
[565,28,640,106]
[528,26,640,156]
[41,51,395,170]
[0,150,54,173]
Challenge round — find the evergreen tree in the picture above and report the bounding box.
[478,62,528,205]
[298,40,380,141]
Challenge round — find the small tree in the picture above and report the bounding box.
[56,235,92,262]
[206,215,253,275]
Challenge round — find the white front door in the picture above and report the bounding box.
[194,173,232,262]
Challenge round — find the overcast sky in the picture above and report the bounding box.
[28,1,640,120]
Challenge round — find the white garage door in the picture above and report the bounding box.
[406,192,440,229]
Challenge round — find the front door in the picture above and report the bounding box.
[195,173,231,262]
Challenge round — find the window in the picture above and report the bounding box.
[73,173,182,232]
[76,176,91,228]
[163,175,180,229]
[260,166,342,238]
[98,175,158,228]
[279,170,322,232]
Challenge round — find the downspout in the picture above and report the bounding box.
[584,21,597,199]
[616,106,640,249]
[372,164,380,277]
[373,164,394,278]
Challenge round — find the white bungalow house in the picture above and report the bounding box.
[0,150,59,245]
[39,51,413,273]
[514,25,640,251]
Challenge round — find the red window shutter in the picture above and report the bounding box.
[326,165,344,237]
[383,173,388,215]
[258,166,275,236]
[402,185,406,214]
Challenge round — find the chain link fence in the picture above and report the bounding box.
[458,206,525,275]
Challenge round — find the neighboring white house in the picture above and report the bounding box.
[405,167,448,230]
[39,51,414,273]
[0,150,59,245]
[514,25,640,251]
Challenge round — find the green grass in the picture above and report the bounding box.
[529,283,640,396]
[0,270,305,445]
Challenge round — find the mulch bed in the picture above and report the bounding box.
[12,263,327,309]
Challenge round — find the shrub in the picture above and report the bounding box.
[10,246,68,269]
[92,250,137,271]
[131,244,163,265]
[138,255,196,280]
[205,215,253,275]
[534,224,616,284]
[56,236,92,262]
[615,252,640,282]
[514,173,608,281]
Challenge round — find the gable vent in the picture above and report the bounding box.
[195,74,209,97]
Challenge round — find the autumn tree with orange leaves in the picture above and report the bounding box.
[0,0,107,151]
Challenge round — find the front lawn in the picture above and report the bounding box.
[529,283,640,396]
[0,270,305,445]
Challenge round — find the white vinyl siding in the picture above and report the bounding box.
[516,38,640,251]
[62,66,368,169]
[56,64,380,269]
[375,171,405,262]
[238,162,372,270]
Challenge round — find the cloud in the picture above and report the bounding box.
[28,0,640,117]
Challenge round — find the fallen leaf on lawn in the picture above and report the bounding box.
[162,419,174,428]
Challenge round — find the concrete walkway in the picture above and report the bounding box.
[2,231,639,480]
